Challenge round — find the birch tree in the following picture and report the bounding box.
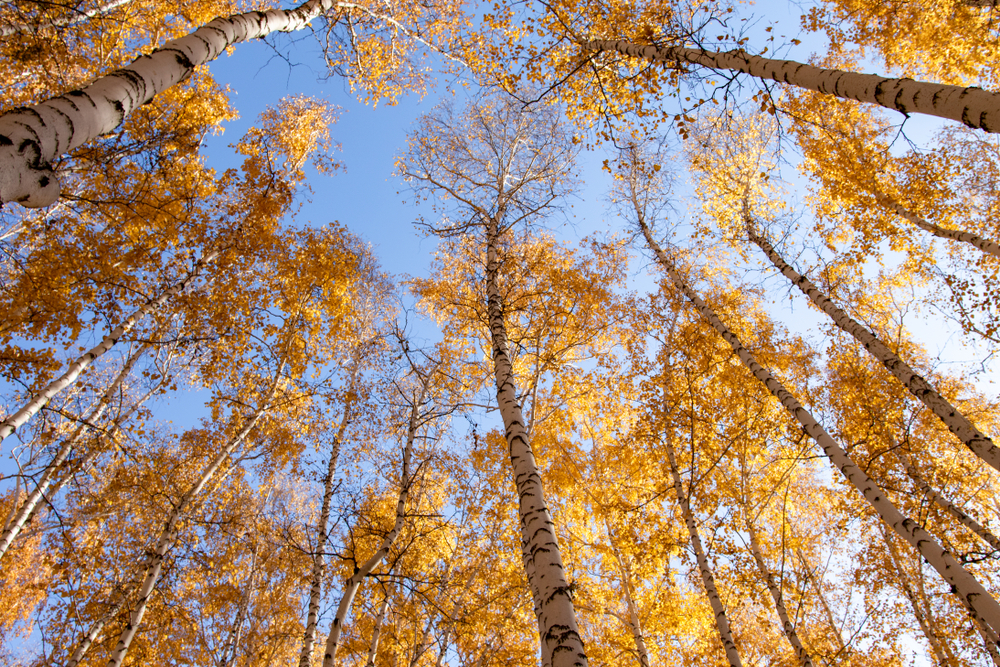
[399,95,589,666]
[614,143,1000,641]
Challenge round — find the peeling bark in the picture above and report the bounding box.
[584,40,1000,134]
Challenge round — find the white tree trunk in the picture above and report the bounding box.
[745,518,814,667]
[881,525,954,666]
[0,251,216,442]
[875,196,1000,259]
[322,395,420,667]
[365,587,391,667]
[636,219,1000,637]
[606,538,650,667]
[894,451,1000,553]
[0,0,137,37]
[484,218,588,667]
[583,40,1000,134]
[747,226,1000,473]
[66,588,134,667]
[0,0,338,206]
[105,358,286,667]
[298,393,356,667]
[663,434,743,667]
[0,340,148,563]
[795,548,848,657]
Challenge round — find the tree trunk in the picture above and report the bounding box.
[0,1,340,206]
[0,0,137,36]
[219,541,259,667]
[298,391,356,667]
[745,517,815,667]
[746,224,1000,473]
[894,451,1000,553]
[484,217,588,667]
[104,356,287,667]
[66,587,134,667]
[663,432,743,667]
[365,587,392,667]
[322,394,421,667]
[583,40,1000,134]
[0,250,216,442]
[636,218,1000,638]
[604,522,651,667]
[795,548,848,658]
[875,195,1000,259]
[0,340,148,563]
[881,525,955,666]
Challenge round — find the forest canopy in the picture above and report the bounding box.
[0,0,999,665]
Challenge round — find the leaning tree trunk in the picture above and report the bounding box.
[663,432,743,667]
[881,525,956,666]
[298,389,356,667]
[484,217,588,667]
[583,40,1000,134]
[0,250,216,443]
[104,357,287,667]
[606,533,651,667]
[0,0,344,206]
[65,586,135,667]
[874,195,1000,259]
[365,587,392,667]
[746,223,1000,473]
[745,517,815,667]
[636,217,1000,637]
[0,339,148,563]
[795,547,849,658]
[894,451,1000,554]
[322,394,421,667]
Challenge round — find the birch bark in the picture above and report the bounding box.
[321,395,421,667]
[0,0,137,36]
[0,0,339,206]
[744,517,814,667]
[365,587,391,667]
[583,40,1000,134]
[881,525,954,666]
[104,355,287,667]
[894,451,1000,553]
[875,195,1000,259]
[0,340,147,563]
[298,390,356,667]
[0,250,216,443]
[795,548,848,658]
[636,218,1000,637]
[663,432,743,667]
[219,541,259,667]
[746,224,1000,473]
[66,588,134,667]
[606,538,651,667]
[484,217,588,667]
